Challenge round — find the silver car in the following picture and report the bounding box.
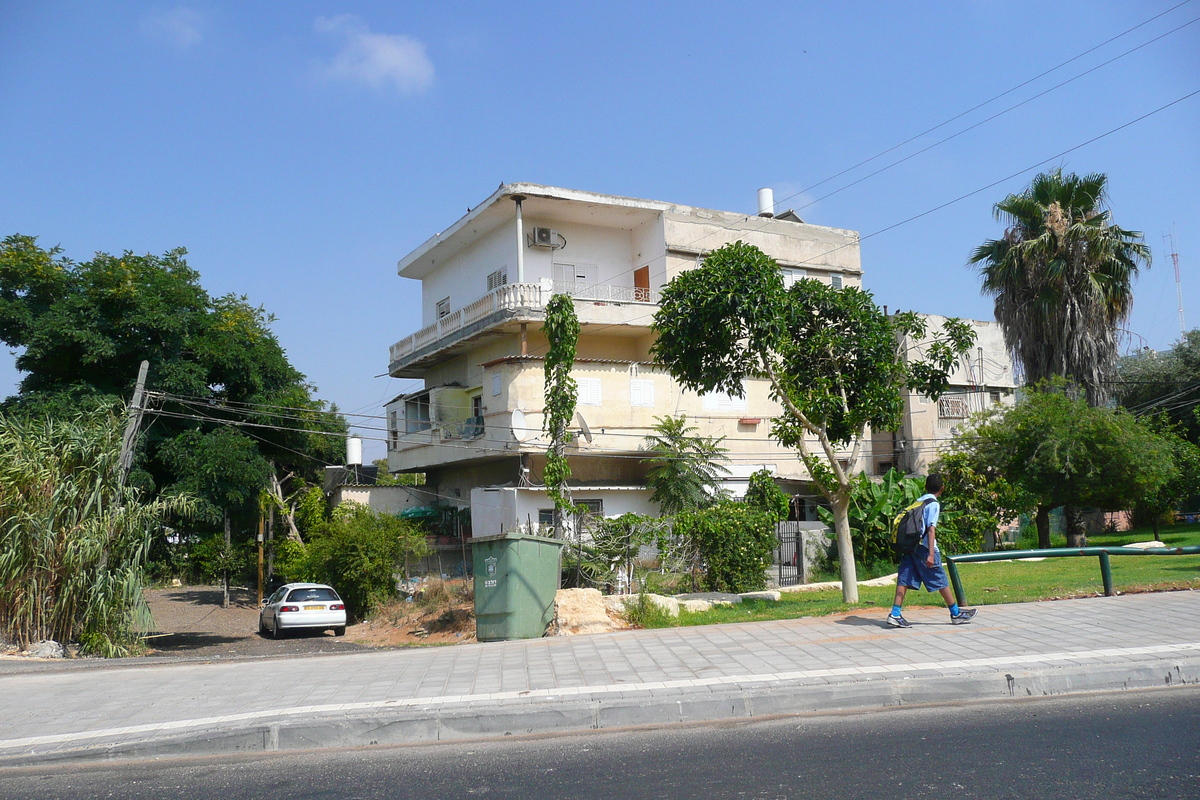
[259,583,347,639]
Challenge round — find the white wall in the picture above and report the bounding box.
[470,486,658,538]
[520,216,637,286]
[333,485,426,515]
[421,223,513,324]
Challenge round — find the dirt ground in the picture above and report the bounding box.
[142,582,475,660]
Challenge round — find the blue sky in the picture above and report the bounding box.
[2,1,1197,461]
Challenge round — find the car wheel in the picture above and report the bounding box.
[334,626,346,637]
[272,617,283,640]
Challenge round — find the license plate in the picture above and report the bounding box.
[304,605,324,611]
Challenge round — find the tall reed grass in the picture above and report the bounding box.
[0,409,194,656]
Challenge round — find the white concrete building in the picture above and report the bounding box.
[870,314,1018,477]
[386,184,866,536]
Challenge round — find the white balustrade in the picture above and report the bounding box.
[388,280,658,365]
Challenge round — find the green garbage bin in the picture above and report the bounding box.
[472,532,565,642]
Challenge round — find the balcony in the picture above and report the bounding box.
[389,280,660,375]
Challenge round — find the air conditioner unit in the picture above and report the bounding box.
[529,227,560,249]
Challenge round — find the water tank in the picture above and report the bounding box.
[757,188,775,218]
[346,435,363,466]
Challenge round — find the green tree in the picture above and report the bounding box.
[642,415,730,515]
[159,428,272,606]
[0,409,194,656]
[744,468,789,522]
[969,169,1151,407]
[954,385,1173,547]
[1116,330,1200,445]
[542,294,580,534]
[0,235,346,571]
[652,241,974,602]
[1130,417,1200,540]
[932,448,1033,552]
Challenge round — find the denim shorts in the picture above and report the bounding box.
[897,545,949,591]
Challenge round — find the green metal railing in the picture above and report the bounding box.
[944,546,1200,607]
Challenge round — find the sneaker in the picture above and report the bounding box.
[950,608,977,624]
[886,614,912,628]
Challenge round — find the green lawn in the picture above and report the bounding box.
[655,524,1200,629]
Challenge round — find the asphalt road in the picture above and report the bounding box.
[2,687,1198,799]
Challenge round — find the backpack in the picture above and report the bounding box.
[891,497,934,559]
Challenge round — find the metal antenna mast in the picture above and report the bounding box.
[1164,226,1185,338]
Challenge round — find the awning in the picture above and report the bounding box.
[399,506,442,519]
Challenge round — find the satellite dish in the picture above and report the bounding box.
[511,409,529,443]
[576,411,593,443]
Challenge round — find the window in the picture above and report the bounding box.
[538,509,555,526]
[436,297,450,319]
[989,390,1002,405]
[938,396,969,419]
[388,409,399,448]
[578,377,602,406]
[781,268,807,288]
[553,262,596,288]
[630,379,655,407]
[466,395,484,439]
[877,462,893,476]
[486,268,508,291]
[830,274,843,289]
[491,372,502,397]
[405,393,431,433]
[702,382,748,412]
[576,499,603,516]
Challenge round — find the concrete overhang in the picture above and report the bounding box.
[397,183,673,280]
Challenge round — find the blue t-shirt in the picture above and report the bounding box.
[917,493,940,551]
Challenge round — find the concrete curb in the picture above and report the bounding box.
[4,655,1198,767]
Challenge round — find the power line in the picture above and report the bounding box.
[462,86,1200,368]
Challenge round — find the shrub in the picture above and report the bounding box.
[818,469,927,570]
[189,533,254,585]
[623,593,676,628]
[675,501,776,593]
[305,504,429,617]
[745,469,789,522]
[271,537,312,584]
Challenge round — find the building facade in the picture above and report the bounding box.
[869,314,1018,477]
[385,184,865,535]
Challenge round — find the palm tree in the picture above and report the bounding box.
[969,169,1150,407]
[642,415,730,515]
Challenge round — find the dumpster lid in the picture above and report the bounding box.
[471,532,566,545]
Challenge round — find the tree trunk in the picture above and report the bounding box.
[832,491,859,603]
[1064,504,1087,548]
[222,513,231,610]
[1036,506,1051,549]
[267,506,275,577]
[1151,518,1161,542]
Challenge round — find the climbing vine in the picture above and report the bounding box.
[543,294,580,531]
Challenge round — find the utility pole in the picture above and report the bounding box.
[118,360,150,487]
[256,513,265,606]
[1164,227,1185,338]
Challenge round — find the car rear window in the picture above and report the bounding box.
[286,587,340,602]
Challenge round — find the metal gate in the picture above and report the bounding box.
[775,523,802,587]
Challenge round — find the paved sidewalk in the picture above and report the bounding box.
[2,591,1198,766]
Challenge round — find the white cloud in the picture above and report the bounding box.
[140,6,205,51]
[314,15,434,94]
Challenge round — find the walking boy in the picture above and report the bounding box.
[887,473,977,627]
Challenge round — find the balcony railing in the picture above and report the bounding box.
[390,280,660,364]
